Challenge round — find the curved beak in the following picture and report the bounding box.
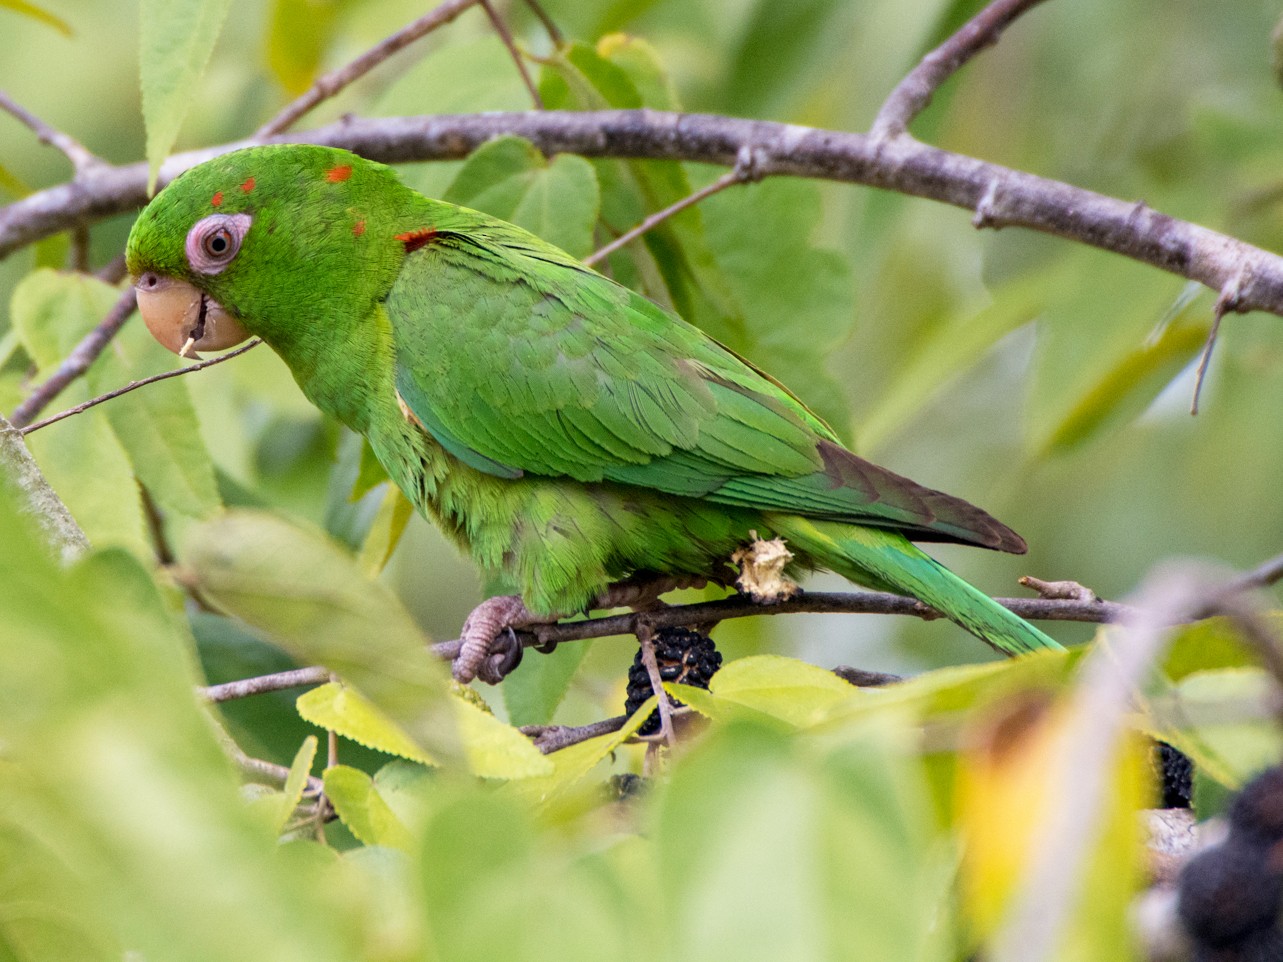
[134,273,250,358]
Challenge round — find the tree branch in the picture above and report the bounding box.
[428,587,1128,663]
[521,715,626,753]
[0,89,103,173]
[200,665,329,703]
[0,413,89,562]
[870,0,1050,139]
[5,111,1283,323]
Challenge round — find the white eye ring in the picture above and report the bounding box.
[185,213,251,275]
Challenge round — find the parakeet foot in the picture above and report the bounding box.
[455,576,715,685]
[455,595,544,684]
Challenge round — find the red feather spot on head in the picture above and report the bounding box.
[210,191,223,207]
[395,228,438,253]
[240,176,255,193]
[326,164,353,183]
[352,219,366,237]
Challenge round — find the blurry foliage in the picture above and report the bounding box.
[2,0,1283,958]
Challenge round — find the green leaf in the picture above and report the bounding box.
[505,698,655,808]
[264,0,347,95]
[502,641,589,727]
[1040,296,1209,454]
[0,0,71,35]
[322,764,414,850]
[11,271,149,554]
[297,678,551,780]
[180,509,463,764]
[0,162,31,199]
[139,0,235,191]
[1149,668,1283,789]
[444,137,601,258]
[297,681,435,765]
[541,42,745,344]
[701,178,858,436]
[657,719,950,962]
[89,312,221,521]
[702,654,859,729]
[0,496,356,962]
[1161,615,1261,682]
[356,484,413,577]
[13,267,219,535]
[815,648,1080,730]
[250,735,318,834]
[453,693,553,779]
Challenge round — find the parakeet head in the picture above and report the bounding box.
[126,144,410,357]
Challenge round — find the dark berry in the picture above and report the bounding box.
[623,626,722,736]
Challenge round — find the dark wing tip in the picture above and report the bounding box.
[817,440,1029,554]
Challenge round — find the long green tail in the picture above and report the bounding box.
[775,516,1062,656]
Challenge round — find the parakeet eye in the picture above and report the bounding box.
[185,213,251,275]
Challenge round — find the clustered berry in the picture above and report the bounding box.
[1154,741,1194,810]
[623,626,722,735]
[1178,765,1283,960]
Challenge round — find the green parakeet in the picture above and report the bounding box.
[125,144,1060,683]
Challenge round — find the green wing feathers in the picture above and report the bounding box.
[385,219,1027,552]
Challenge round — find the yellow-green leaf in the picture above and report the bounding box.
[453,694,552,780]
[297,681,435,765]
[181,509,461,763]
[250,735,317,834]
[706,655,860,729]
[322,764,414,850]
[139,0,234,191]
[357,484,413,577]
[0,0,71,35]
[265,0,346,95]
[297,680,550,780]
[505,698,655,808]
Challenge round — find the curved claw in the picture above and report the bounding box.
[477,628,524,684]
[454,595,540,684]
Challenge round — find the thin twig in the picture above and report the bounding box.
[200,664,329,703]
[871,0,1050,139]
[521,715,627,753]
[225,741,325,796]
[584,162,753,267]
[637,621,676,748]
[1190,274,1244,414]
[8,286,138,428]
[478,0,543,109]
[255,0,480,137]
[19,338,261,435]
[71,224,90,272]
[518,0,563,47]
[94,253,127,284]
[1226,550,1283,594]
[0,89,102,172]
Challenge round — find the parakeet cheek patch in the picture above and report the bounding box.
[185,213,252,275]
